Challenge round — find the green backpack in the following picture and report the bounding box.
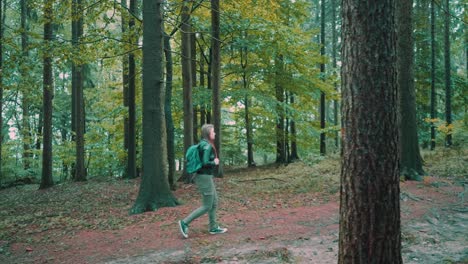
[185,143,202,174]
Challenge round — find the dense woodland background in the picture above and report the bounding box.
[0,0,465,187]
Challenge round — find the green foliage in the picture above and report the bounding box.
[0,0,465,181]
[422,144,468,181]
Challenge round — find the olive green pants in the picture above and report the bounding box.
[183,174,218,230]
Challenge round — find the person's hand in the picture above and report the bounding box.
[214,158,219,165]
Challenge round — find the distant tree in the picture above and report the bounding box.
[211,0,223,176]
[20,0,32,171]
[338,0,402,262]
[238,30,255,167]
[289,93,299,161]
[443,0,452,147]
[331,0,339,149]
[164,33,176,190]
[40,0,54,189]
[181,0,194,181]
[191,26,198,143]
[72,0,86,181]
[121,0,129,172]
[130,0,178,214]
[0,0,3,180]
[126,0,137,179]
[430,0,436,150]
[397,0,424,180]
[275,54,286,164]
[319,0,326,156]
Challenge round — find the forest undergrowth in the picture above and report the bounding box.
[0,146,466,263]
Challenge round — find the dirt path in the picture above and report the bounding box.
[3,179,466,264]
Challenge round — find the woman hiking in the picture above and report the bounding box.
[178,124,228,238]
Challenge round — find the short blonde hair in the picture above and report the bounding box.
[201,124,214,140]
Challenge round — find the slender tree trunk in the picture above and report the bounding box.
[240,35,255,167]
[397,0,424,180]
[126,0,137,179]
[289,93,299,161]
[444,0,452,147]
[285,93,290,161]
[430,0,436,150]
[319,0,326,156]
[40,0,54,189]
[206,47,212,124]
[211,0,223,176]
[121,0,129,151]
[164,33,176,190]
[245,92,255,167]
[339,0,402,262]
[200,48,207,125]
[21,0,31,171]
[35,112,42,153]
[275,55,286,164]
[181,0,193,180]
[332,0,339,149]
[191,29,198,142]
[131,0,179,214]
[121,0,129,163]
[0,0,3,181]
[72,0,86,181]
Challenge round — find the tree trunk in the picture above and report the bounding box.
[131,0,178,214]
[200,48,207,126]
[331,0,339,149]
[200,47,207,125]
[40,0,54,189]
[338,0,402,262]
[275,55,286,164]
[35,112,42,154]
[397,0,424,180]
[72,0,86,181]
[240,35,255,167]
[0,0,3,181]
[319,0,326,156]
[126,0,137,179]
[191,29,198,142]
[444,0,452,147]
[21,0,31,171]
[181,0,194,181]
[164,33,176,190]
[121,0,129,163]
[211,0,223,176]
[289,93,299,161]
[430,0,436,150]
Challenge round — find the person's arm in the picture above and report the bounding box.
[201,143,216,167]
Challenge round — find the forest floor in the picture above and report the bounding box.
[0,147,467,264]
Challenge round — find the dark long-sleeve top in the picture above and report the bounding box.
[198,139,217,175]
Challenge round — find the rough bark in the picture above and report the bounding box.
[338,0,402,262]
[181,0,193,180]
[211,0,223,176]
[164,33,176,190]
[397,0,424,180]
[130,0,178,214]
[40,0,54,189]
